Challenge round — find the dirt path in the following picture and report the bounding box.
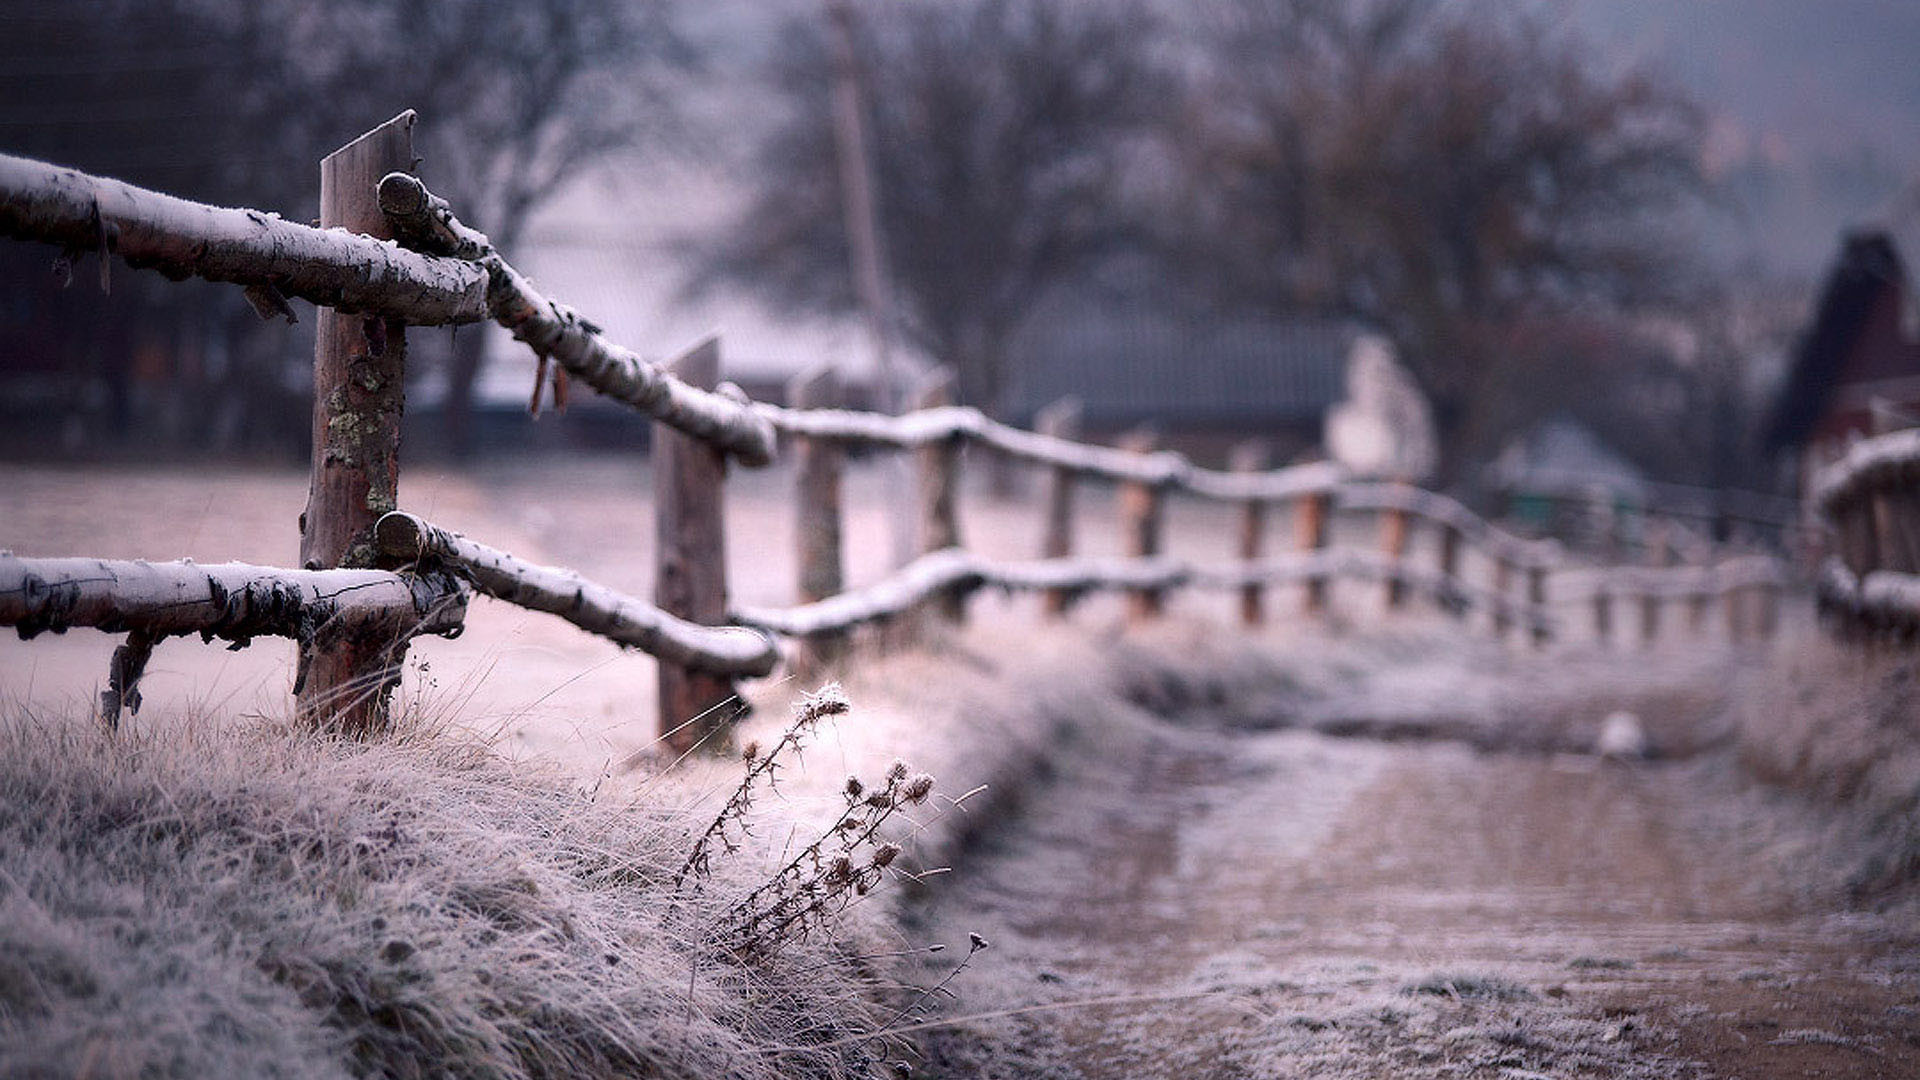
[908,714,1920,1078]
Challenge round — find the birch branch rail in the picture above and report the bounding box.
[0,152,489,324]
[1811,428,1920,515]
[1340,482,1561,567]
[0,553,467,645]
[373,512,777,678]
[376,173,778,466]
[1816,558,1920,631]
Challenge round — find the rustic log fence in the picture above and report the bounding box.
[1812,428,1920,639]
[0,117,1796,749]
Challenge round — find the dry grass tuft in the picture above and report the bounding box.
[0,704,903,1080]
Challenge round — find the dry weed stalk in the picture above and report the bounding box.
[674,684,943,959]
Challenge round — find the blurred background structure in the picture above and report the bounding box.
[2,0,1918,521]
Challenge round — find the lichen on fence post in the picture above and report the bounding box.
[654,336,740,753]
[789,365,846,675]
[1118,427,1167,624]
[297,111,417,735]
[1035,396,1082,619]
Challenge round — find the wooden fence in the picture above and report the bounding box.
[0,114,1791,749]
[1812,427,1920,639]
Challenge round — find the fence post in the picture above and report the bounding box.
[1436,521,1464,619]
[655,336,737,753]
[1492,556,1515,639]
[1592,580,1614,646]
[1118,427,1165,624]
[1297,488,1332,615]
[789,364,845,674]
[914,369,967,624]
[1640,519,1671,646]
[1380,484,1411,611]
[297,111,416,736]
[1232,440,1270,626]
[1035,396,1081,618]
[1528,563,1550,648]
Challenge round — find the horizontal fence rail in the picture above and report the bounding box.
[1811,427,1920,637]
[0,150,489,324]
[0,116,1809,745]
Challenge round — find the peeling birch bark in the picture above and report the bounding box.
[376,172,778,467]
[375,512,777,678]
[0,151,487,324]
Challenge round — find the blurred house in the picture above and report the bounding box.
[1486,415,1649,547]
[1000,297,1359,463]
[1763,231,1920,480]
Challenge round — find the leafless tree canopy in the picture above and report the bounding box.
[1168,0,1708,478]
[697,0,1169,414]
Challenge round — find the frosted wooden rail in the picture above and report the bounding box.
[756,401,1344,497]
[377,173,777,466]
[1816,558,1920,633]
[1809,427,1920,635]
[1339,483,1560,567]
[0,152,489,324]
[1811,428,1920,514]
[374,512,778,678]
[0,553,469,727]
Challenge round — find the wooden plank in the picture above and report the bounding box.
[298,112,416,735]
[1231,440,1270,626]
[1436,521,1464,619]
[1035,397,1082,618]
[788,365,847,673]
[1528,565,1550,648]
[654,336,739,752]
[1118,428,1167,623]
[1491,557,1515,638]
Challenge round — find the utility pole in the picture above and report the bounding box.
[824,0,917,566]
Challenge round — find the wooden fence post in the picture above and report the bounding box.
[1036,396,1081,618]
[1436,522,1464,619]
[1380,484,1411,611]
[297,111,416,735]
[1298,488,1331,615]
[1492,556,1515,639]
[1640,520,1671,647]
[914,369,967,624]
[655,336,737,753]
[789,364,845,674]
[1118,427,1166,624]
[1593,580,1614,646]
[1232,440,1270,626]
[1528,564,1550,648]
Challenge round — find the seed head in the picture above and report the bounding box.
[872,843,901,868]
[901,774,936,804]
[741,741,761,763]
[968,932,990,952]
[886,760,910,783]
[865,792,895,809]
[844,775,864,798]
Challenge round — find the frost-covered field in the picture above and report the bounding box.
[3,460,1912,1078]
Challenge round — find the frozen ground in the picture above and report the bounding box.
[3,459,1913,1078]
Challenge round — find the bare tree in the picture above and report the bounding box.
[698,0,1167,415]
[1171,0,1707,482]
[0,0,688,459]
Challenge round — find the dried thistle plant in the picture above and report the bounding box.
[674,684,850,889]
[717,756,940,959]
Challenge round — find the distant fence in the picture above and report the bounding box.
[1812,428,1920,639]
[0,113,1789,748]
